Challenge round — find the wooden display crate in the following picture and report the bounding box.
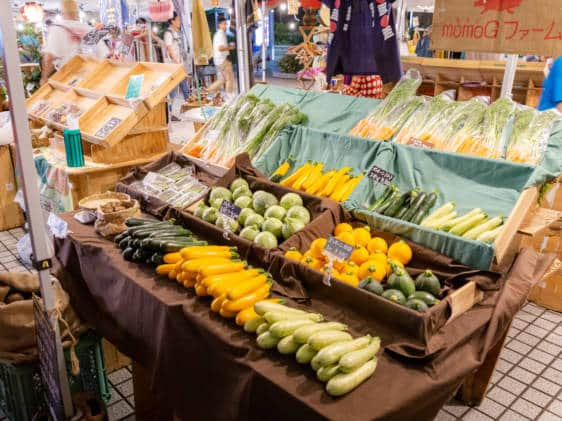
[180,120,229,177]
[26,83,70,122]
[78,60,134,94]
[49,55,101,87]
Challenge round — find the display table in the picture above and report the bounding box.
[34,148,168,212]
[53,212,553,421]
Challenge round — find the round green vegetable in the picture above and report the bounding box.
[262,218,284,238]
[253,191,279,215]
[239,208,255,225]
[234,196,253,209]
[415,270,442,297]
[264,205,287,221]
[210,186,232,202]
[232,185,252,201]
[229,178,249,193]
[254,231,278,249]
[280,192,303,210]
[358,277,384,296]
[240,226,260,241]
[202,207,218,224]
[387,268,415,298]
[244,213,265,229]
[216,216,240,233]
[286,205,311,224]
[282,218,305,240]
[405,298,429,313]
[194,204,208,219]
[209,198,224,209]
[408,291,440,307]
[381,289,406,305]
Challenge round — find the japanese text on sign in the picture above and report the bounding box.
[95,117,122,139]
[367,166,395,186]
[408,137,433,150]
[219,200,242,221]
[323,236,354,262]
[432,0,562,57]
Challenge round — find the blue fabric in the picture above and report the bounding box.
[415,37,433,58]
[538,57,562,111]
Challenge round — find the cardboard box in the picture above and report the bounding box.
[519,207,562,311]
[0,145,24,231]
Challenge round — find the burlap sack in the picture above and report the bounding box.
[0,272,85,363]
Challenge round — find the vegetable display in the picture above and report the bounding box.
[421,204,504,243]
[194,178,311,249]
[368,185,438,225]
[271,161,364,202]
[128,162,209,209]
[285,223,413,287]
[115,218,207,265]
[183,94,307,167]
[246,300,380,396]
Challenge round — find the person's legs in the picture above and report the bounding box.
[207,63,226,93]
[179,78,190,101]
[223,60,235,95]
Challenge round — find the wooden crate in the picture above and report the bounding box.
[180,120,230,177]
[49,55,101,87]
[78,60,134,94]
[26,83,70,122]
[0,145,24,231]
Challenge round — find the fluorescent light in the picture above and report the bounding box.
[279,3,287,12]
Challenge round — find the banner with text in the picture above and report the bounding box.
[432,0,562,56]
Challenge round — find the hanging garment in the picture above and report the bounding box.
[323,0,402,84]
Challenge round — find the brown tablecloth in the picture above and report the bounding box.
[53,213,553,421]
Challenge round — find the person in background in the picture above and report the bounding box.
[415,26,433,58]
[40,0,89,85]
[208,17,236,98]
[538,57,562,112]
[164,12,190,103]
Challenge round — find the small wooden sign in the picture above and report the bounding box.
[95,117,122,139]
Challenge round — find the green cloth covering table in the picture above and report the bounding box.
[254,125,545,270]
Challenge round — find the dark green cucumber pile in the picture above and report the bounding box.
[369,184,437,225]
[114,218,207,265]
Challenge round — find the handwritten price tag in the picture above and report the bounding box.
[95,117,122,139]
[219,200,242,221]
[407,137,434,150]
[323,236,354,262]
[367,166,395,186]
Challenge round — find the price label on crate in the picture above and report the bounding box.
[219,200,242,221]
[367,165,395,186]
[95,117,122,139]
[323,236,354,262]
[407,137,434,150]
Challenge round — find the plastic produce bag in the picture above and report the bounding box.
[505,108,561,165]
[440,98,488,153]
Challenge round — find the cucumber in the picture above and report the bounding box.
[308,330,353,351]
[257,331,280,349]
[403,192,427,222]
[277,335,300,355]
[118,237,131,250]
[312,336,371,367]
[383,192,409,217]
[376,190,401,214]
[369,185,394,211]
[256,323,270,336]
[408,291,440,307]
[296,344,317,364]
[263,311,323,325]
[244,316,265,333]
[339,337,381,373]
[254,302,308,317]
[326,358,378,397]
[293,322,348,344]
[125,217,158,227]
[411,192,438,225]
[270,319,316,338]
[122,247,135,261]
[317,364,340,383]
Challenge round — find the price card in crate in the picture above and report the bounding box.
[367,165,395,186]
[322,236,354,286]
[219,200,242,239]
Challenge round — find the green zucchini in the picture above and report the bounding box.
[132,248,150,263]
[403,192,427,222]
[295,344,317,364]
[449,213,488,236]
[257,331,280,349]
[263,311,323,325]
[118,237,131,250]
[308,330,353,351]
[317,364,340,383]
[133,227,190,239]
[126,221,171,235]
[383,192,409,217]
[326,358,378,397]
[293,322,348,344]
[312,336,371,367]
[269,319,316,338]
[411,192,438,225]
[376,189,401,214]
[408,291,440,307]
[406,298,429,313]
[150,253,164,266]
[256,323,270,336]
[141,236,194,250]
[338,337,381,373]
[369,185,394,211]
[254,302,308,317]
[244,316,266,333]
[277,335,300,354]
[122,247,135,261]
[125,217,158,227]
[160,241,207,253]
[114,232,130,244]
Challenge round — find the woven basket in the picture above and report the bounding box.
[94,199,140,238]
[78,192,131,211]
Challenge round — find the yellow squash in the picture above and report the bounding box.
[340,175,364,201]
[235,306,259,326]
[302,162,324,191]
[306,170,337,195]
[211,294,228,312]
[163,252,182,264]
[181,257,233,273]
[226,274,270,301]
[156,264,175,276]
[221,283,271,313]
[320,167,351,197]
[201,268,262,288]
[280,161,312,187]
[292,163,318,191]
[198,261,247,280]
[329,174,352,201]
[181,248,238,261]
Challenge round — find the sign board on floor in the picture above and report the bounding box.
[33,294,65,421]
[432,0,562,56]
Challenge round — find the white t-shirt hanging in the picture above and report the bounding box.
[213,30,229,66]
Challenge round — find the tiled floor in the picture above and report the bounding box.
[0,226,560,421]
